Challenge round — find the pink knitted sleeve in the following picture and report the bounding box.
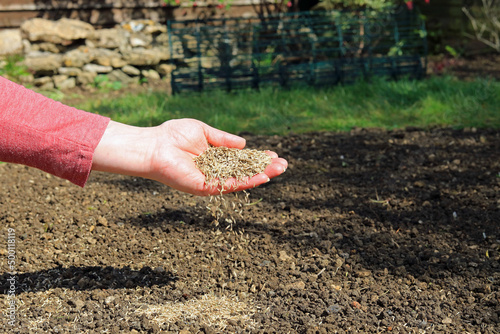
[0,76,110,187]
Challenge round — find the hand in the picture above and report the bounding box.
[92,118,288,196]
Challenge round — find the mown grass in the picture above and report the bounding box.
[75,76,500,135]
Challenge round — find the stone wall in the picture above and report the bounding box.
[8,17,178,90]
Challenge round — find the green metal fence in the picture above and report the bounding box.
[167,8,427,93]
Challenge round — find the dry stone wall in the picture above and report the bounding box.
[13,17,178,90]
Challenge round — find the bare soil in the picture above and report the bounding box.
[1,56,499,333]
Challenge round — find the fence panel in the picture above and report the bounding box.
[168,8,428,93]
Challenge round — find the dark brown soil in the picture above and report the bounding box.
[1,127,499,333]
[1,55,499,333]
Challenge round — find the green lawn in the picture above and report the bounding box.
[74,76,500,135]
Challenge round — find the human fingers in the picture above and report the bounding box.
[266,150,278,159]
[264,157,288,178]
[263,150,287,172]
[202,122,246,149]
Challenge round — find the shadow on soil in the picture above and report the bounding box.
[0,265,177,294]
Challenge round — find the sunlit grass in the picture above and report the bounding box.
[74,76,500,135]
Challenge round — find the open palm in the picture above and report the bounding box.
[93,118,287,196]
[149,119,287,195]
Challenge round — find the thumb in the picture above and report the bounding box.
[203,124,246,149]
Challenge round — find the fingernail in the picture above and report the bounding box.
[266,177,271,183]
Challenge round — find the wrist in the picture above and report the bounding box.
[91,121,154,178]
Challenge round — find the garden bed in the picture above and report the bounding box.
[1,127,498,333]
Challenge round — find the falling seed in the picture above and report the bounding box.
[195,146,272,227]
